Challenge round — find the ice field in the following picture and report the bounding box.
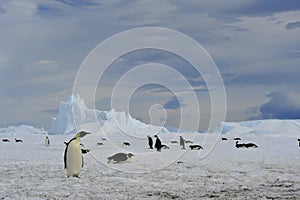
[1,95,300,199]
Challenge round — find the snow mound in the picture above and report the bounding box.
[221,119,300,137]
[49,94,168,136]
[0,125,40,136]
[0,125,46,144]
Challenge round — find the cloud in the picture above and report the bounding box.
[53,0,98,7]
[224,71,300,86]
[286,21,300,29]
[258,91,300,119]
[2,0,38,17]
[0,0,300,129]
[227,0,300,16]
[163,96,186,110]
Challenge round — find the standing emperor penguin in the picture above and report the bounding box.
[147,135,153,149]
[45,136,50,147]
[64,131,90,177]
[154,135,162,152]
[179,136,185,150]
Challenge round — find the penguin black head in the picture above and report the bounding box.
[127,153,134,158]
[77,131,91,138]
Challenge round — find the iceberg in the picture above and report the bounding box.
[49,94,168,136]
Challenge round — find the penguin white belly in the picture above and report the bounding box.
[125,157,132,163]
[45,138,49,147]
[66,142,82,177]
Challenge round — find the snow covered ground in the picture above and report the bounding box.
[1,124,300,199]
[1,96,300,199]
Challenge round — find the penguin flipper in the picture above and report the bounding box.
[63,144,68,169]
[63,138,75,169]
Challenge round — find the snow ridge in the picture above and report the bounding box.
[221,119,300,137]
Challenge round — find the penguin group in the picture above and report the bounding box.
[1,138,23,143]
[62,132,206,176]
[60,130,298,178]
[147,135,201,151]
[146,135,164,151]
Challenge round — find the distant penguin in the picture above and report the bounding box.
[15,138,23,143]
[123,142,131,146]
[81,149,90,154]
[298,139,300,147]
[147,135,153,149]
[2,139,10,142]
[154,135,162,151]
[244,142,258,148]
[235,141,245,148]
[45,136,50,147]
[189,145,203,150]
[107,153,134,164]
[179,136,185,149]
[64,131,90,177]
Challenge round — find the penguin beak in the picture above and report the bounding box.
[78,131,91,138]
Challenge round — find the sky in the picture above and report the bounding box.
[0,0,300,131]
